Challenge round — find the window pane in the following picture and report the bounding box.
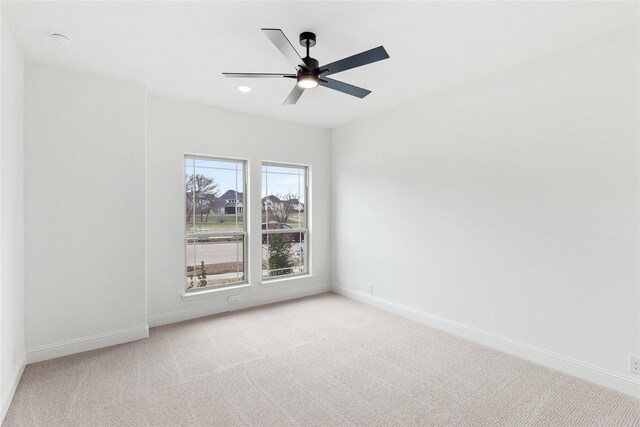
[187,236,245,288]
[186,158,244,233]
[262,164,306,230]
[261,232,306,278]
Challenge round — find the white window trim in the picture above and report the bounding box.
[182,283,252,300]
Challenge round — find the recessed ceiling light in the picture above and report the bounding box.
[50,33,72,45]
[237,86,251,93]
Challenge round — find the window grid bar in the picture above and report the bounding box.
[261,228,307,235]
[260,171,303,176]
[186,231,246,239]
[191,166,242,172]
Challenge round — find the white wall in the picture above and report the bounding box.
[20,63,330,360]
[146,95,331,325]
[0,14,25,420]
[331,28,639,395]
[24,63,148,362]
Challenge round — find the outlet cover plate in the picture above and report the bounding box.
[630,355,640,374]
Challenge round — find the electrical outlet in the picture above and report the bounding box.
[630,355,640,374]
[228,295,241,305]
[368,283,374,295]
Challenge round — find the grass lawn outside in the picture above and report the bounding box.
[189,214,244,231]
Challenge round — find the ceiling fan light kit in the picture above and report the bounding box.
[223,28,389,105]
[297,74,319,89]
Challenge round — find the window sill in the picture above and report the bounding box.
[260,274,314,287]
[182,283,252,301]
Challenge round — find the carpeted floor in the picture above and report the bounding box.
[3,292,639,426]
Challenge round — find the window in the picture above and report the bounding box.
[185,156,246,290]
[261,163,308,279]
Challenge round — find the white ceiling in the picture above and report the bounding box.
[2,1,637,128]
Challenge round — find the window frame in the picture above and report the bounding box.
[261,161,310,282]
[184,154,248,293]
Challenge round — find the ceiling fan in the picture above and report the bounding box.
[222,29,390,104]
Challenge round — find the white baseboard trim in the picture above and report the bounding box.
[26,325,149,364]
[334,286,640,398]
[1,358,26,423]
[148,283,330,327]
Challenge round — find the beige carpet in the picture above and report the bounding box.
[3,292,639,426]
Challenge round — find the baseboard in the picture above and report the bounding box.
[334,286,640,398]
[148,283,330,327]
[1,358,26,423]
[26,325,149,364]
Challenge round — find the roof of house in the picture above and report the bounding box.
[219,190,243,201]
[262,195,304,207]
[262,195,282,204]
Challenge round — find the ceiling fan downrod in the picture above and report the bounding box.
[299,31,319,71]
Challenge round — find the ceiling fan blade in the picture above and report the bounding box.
[319,77,371,99]
[284,85,304,105]
[262,28,309,71]
[222,73,296,78]
[318,46,389,76]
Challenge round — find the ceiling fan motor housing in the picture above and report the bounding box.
[303,57,319,72]
[299,31,316,48]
